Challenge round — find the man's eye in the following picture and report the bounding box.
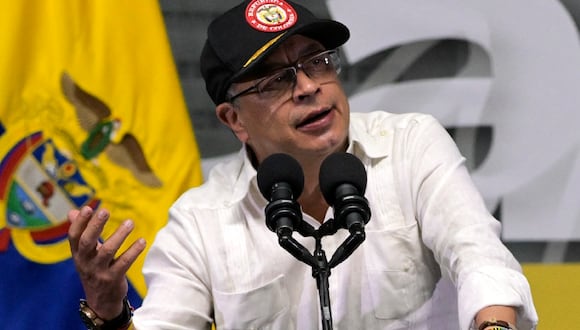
[261,71,294,91]
[311,57,324,65]
[308,56,330,70]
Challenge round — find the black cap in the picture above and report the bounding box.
[200,0,350,105]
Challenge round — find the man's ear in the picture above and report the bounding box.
[215,102,249,143]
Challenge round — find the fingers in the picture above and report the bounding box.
[68,206,146,273]
[111,232,147,275]
[73,207,110,260]
[68,206,96,252]
[99,219,147,275]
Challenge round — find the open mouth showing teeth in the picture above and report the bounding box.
[298,109,331,127]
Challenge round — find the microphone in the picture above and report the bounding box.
[257,153,304,237]
[257,153,318,266]
[319,152,371,268]
[319,152,371,233]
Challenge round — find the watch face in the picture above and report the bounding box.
[79,312,98,330]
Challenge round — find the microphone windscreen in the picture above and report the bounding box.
[319,152,367,205]
[257,153,304,200]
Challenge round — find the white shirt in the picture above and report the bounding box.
[133,111,538,330]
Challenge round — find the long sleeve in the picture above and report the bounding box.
[394,114,537,329]
[133,204,213,330]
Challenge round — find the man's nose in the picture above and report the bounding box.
[292,69,319,100]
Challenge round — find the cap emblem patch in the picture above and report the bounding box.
[245,0,297,32]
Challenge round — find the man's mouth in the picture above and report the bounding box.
[296,109,332,128]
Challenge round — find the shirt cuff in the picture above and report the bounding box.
[457,265,538,330]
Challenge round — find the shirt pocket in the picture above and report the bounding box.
[212,274,292,330]
[363,222,438,321]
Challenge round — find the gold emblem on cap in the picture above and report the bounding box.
[256,5,287,26]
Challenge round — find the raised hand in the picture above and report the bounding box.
[68,206,146,319]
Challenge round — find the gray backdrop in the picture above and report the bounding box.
[159,0,580,263]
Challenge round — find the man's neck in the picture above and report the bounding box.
[296,154,329,223]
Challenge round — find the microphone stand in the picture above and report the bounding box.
[313,237,332,330]
[274,218,366,330]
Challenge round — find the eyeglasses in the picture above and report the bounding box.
[227,49,342,102]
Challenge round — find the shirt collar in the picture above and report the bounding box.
[347,112,391,159]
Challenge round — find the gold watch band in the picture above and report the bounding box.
[79,297,133,330]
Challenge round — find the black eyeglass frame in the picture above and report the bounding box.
[227,49,342,103]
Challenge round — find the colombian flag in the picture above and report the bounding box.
[0,1,203,328]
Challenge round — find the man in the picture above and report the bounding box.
[68,0,538,329]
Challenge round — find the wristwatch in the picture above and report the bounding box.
[79,297,133,330]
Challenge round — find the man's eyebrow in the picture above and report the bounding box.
[243,44,327,80]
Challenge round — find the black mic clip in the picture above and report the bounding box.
[327,195,371,268]
[264,183,302,237]
[333,190,371,234]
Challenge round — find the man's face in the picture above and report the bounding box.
[218,35,350,164]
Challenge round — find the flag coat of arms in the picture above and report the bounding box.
[0,1,203,328]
